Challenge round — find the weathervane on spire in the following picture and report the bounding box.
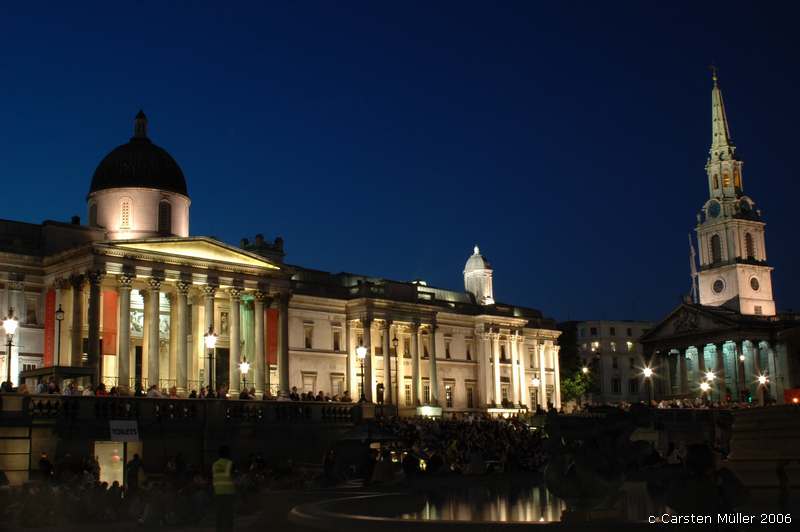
[709,64,718,85]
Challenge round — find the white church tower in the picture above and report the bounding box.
[464,245,494,305]
[695,71,775,316]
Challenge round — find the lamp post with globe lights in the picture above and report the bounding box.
[204,326,218,393]
[239,357,250,392]
[643,366,654,405]
[392,335,399,403]
[356,344,368,402]
[700,381,711,405]
[531,376,540,411]
[55,304,65,365]
[704,371,718,402]
[3,309,19,387]
[757,374,769,406]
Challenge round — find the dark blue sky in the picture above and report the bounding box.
[1,1,798,322]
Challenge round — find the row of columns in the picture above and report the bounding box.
[53,270,290,397]
[654,339,780,403]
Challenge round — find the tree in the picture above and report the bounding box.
[560,371,592,403]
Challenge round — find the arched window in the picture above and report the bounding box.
[745,232,755,260]
[723,173,731,187]
[710,234,722,264]
[713,175,719,189]
[88,203,98,227]
[158,201,172,235]
[120,197,132,230]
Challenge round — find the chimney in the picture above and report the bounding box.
[71,215,81,225]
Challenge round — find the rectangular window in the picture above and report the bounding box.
[25,294,38,325]
[627,341,634,352]
[580,328,586,338]
[302,373,316,394]
[375,332,384,355]
[304,324,313,349]
[610,341,617,352]
[754,305,763,315]
[628,379,639,394]
[403,337,411,358]
[501,384,509,404]
[500,344,507,361]
[629,357,635,369]
[445,384,453,408]
[423,381,431,404]
[610,327,616,336]
[404,382,412,405]
[530,348,537,368]
[612,357,618,369]
[445,338,451,359]
[590,327,598,336]
[627,327,633,337]
[333,330,341,351]
[422,336,429,358]
[591,341,599,352]
[466,339,472,361]
[330,375,344,397]
[612,378,621,394]
[466,385,475,408]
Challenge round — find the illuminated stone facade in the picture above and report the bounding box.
[0,111,562,414]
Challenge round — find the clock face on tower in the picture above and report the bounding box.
[713,279,725,293]
[708,201,721,218]
[750,277,760,291]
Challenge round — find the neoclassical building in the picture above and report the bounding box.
[641,74,800,404]
[1,111,562,415]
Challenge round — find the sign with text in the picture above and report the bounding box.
[109,420,139,441]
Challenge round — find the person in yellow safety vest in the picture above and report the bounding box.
[212,445,236,532]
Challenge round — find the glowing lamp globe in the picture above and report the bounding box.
[356,345,367,360]
[239,360,250,374]
[700,382,710,392]
[204,327,217,349]
[581,366,589,374]
[643,367,653,378]
[2,311,18,336]
[531,377,540,387]
[705,371,715,381]
[757,375,768,385]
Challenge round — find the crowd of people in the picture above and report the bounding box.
[375,416,548,475]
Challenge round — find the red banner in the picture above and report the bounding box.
[102,290,118,355]
[267,308,278,365]
[43,290,56,367]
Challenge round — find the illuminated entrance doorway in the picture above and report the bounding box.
[215,347,230,391]
[94,441,143,487]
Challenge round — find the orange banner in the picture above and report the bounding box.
[43,290,55,366]
[102,290,118,355]
[267,308,278,365]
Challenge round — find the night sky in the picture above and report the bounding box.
[1,1,798,322]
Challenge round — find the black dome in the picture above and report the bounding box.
[89,111,188,196]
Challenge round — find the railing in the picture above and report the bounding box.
[16,394,359,425]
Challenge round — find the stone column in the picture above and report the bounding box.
[429,323,439,405]
[362,317,373,402]
[202,285,216,388]
[86,271,103,384]
[479,332,491,406]
[492,332,501,406]
[539,343,547,407]
[346,320,355,398]
[509,334,519,406]
[145,277,162,389]
[518,335,529,408]
[277,292,290,398]
[117,274,133,390]
[715,343,726,402]
[410,322,420,406]
[254,291,268,397]
[69,274,84,366]
[395,327,405,405]
[382,320,392,404]
[552,345,562,409]
[228,288,242,394]
[175,281,190,395]
[679,351,688,395]
[766,342,778,402]
[697,345,706,373]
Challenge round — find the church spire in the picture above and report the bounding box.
[709,67,735,162]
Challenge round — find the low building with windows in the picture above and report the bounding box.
[0,111,562,416]
[559,320,653,404]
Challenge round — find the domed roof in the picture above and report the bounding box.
[89,111,188,196]
[464,245,492,272]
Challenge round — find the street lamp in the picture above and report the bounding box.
[757,374,768,406]
[531,376,540,409]
[204,326,217,393]
[239,357,251,391]
[581,366,589,374]
[55,304,65,365]
[642,367,654,404]
[356,344,368,402]
[705,371,715,382]
[3,309,19,387]
[700,381,711,404]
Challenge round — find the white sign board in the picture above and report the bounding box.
[109,420,139,441]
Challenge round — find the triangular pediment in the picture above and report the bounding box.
[111,238,280,270]
[641,303,739,343]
